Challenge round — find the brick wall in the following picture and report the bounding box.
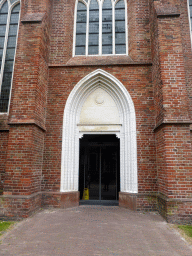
[0,0,52,217]
[49,0,75,64]
[128,0,151,62]
[42,65,157,194]
[1,193,42,219]
[3,125,44,196]
[0,131,9,194]
[9,0,52,129]
[149,0,192,223]
[150,0,190,126]
[49,0,151,65]
[0,0,192,222]
[180,0,192,120]
[155,124,192,198]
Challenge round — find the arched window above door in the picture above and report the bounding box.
[74,0,127,56]
[0,0,20,113]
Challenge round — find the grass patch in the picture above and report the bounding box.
[0,221,14,236]
[178,225,192,238]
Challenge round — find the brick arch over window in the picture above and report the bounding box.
[61,69,138,194]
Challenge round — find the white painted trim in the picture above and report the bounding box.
[73,0,128,56]
[0,0,21,114]
[61,69,138,194]
[72,0,78,57]
[99,0,102,55]
[85,0,89,55]
[187,0,192,46]
[72,53,127,57]
[124,0,128,55]
[112,0,115,54]
[0,0,10,91]
[7,0,21,114]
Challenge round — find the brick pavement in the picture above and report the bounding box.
[0,206,192,256]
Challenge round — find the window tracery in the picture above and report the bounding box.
[74,0,127,56]
[0,0,20,113]
[188,0,192,33]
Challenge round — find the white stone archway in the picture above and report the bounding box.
[61,69,138,193]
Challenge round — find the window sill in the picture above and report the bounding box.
[21,12,46,24]
[49,55,152,67]
[0,114,9,131]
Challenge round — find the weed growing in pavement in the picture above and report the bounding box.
[178,225,192,238]
[0,221,14,236]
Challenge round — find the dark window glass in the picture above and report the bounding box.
[115,0,126,54]
[75,46,86,55]
[0,25,6,36]
[5,48,15,60]
[10,13,19,24]
[0,14,8,25]
[11,3,20,12]
[190,6,192,17]
[102,0,112,54]
[0,1,8,13]
[75,2,87,55]
[88,0,99,55]
[189,1,192,30]
[89,34,99,46]
[10,0,18,5]
[9,24,18,36]
[4,60,13,72]
[0,1,8,68]
[76,23,86,34]
[76,34,86,47]
[0,3,20,113]
[0,48,3,66]
[115,21,125,33]
[75,0,127,56]
[0,36,4,46]
[7,36,16,47]
[0,71,11,111]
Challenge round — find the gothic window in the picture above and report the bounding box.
[188,0,192,38]
[74,0,127,56]
[0,0,20,113]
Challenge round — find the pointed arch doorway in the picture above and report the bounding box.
[61,69,138,204]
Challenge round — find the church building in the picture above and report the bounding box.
[0,0,192,223]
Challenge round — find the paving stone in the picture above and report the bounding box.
[0,206,192,255]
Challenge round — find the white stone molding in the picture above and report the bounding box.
[61,69,138,193]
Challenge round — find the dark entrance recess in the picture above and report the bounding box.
[79,135,120,206]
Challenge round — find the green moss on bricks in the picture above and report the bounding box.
[167,205,179,216]
[146,196,157,204]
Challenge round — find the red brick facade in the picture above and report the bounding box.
[0,0,192,223]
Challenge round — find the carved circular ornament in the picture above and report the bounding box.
[95,94,105,105]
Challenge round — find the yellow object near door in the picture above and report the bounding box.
[83,188,89,200]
